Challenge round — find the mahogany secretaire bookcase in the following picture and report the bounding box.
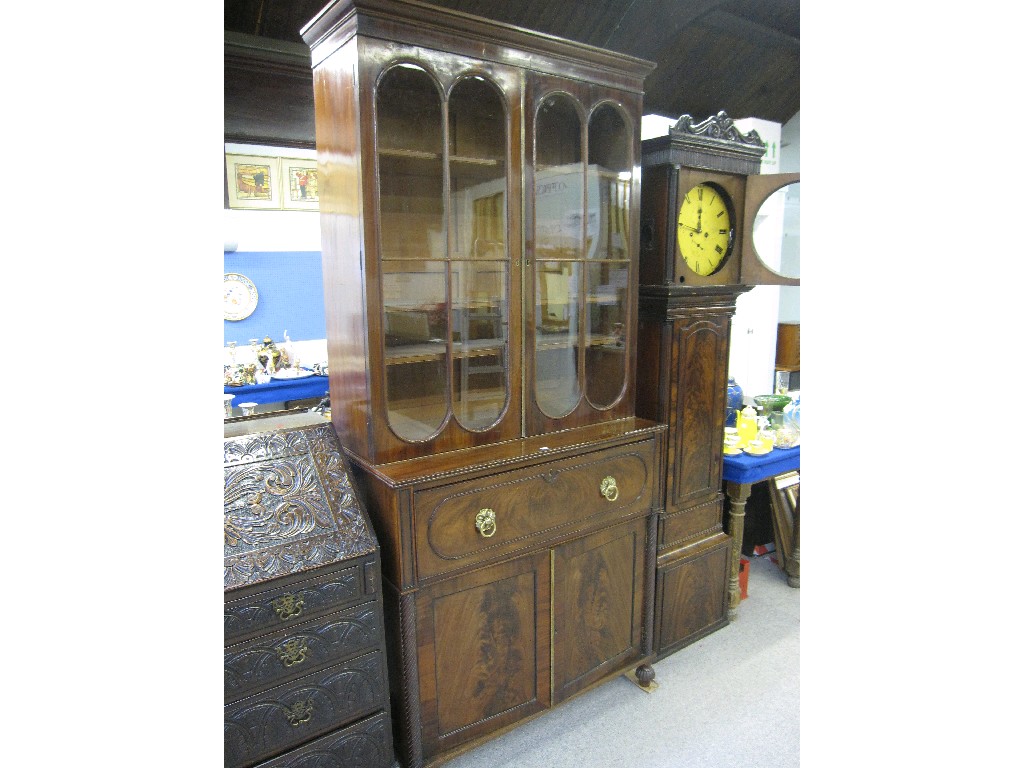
[301,1,665,765]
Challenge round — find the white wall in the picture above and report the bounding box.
[223,142,322,252]
[225,143,327,363]
[777,112,800,323]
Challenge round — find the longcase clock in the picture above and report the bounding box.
[635,111,799,659]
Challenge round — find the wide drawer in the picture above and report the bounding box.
[225,600,383,704]
[413,439,656,580]
[224,650,388,768]
[225,562,368,646]
[251,710,394,768]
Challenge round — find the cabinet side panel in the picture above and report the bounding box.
[635,315,667,426]
[638,164,671,286]
[315,40,372,460]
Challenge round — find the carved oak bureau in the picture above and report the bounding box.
[224,413,395,768]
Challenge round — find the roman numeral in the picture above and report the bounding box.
[719,228,728,234]
[716,210,724,217]
[715,245,723,254]
[697,187,703,200]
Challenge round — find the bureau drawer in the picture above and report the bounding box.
[225,600,383,704]
[413,440,655,580]
[251,710,393,768]
[225,563,367,646]
[224,650,388,768]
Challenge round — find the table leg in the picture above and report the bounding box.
[785,496,800,588]
[724,481,751,621]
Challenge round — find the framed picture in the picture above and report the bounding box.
[226,154,282,210]
[768,470,799,570]
[281,158,320,211]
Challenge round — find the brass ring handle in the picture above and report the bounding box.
[475,508,497,538]
[600,476,619,502]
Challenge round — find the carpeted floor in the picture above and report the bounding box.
[440,553,800,767]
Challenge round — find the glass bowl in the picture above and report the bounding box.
[752,394,793,412]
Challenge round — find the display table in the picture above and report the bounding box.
[224,373,328,407]
[722,445,800,617]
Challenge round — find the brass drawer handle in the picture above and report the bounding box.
[475,508,497,538]
[600,476,619,502]
[272,593,304,621]
[276,638,308,668]
[284,699,314,727]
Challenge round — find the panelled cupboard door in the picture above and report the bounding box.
[414,551,551,760]
[552,518,645,702]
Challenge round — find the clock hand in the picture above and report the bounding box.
[695,206,703,234]
[678,221,699,233]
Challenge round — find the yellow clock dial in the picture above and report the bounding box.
[676,182,734,276]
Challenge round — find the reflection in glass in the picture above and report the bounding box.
[585,104,630,407]
[534,94,583,417]
[452,261,508,429]
[534,95,583,261]
[449,76,509,430]
[377,66,448,441]
[751,181,799,279]
[585,262,627,407]
[535,261,581,416]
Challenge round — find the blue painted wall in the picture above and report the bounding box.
[224,251,326,344]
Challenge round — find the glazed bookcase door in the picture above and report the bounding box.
[525,78,640,436]
[368,51,523,461]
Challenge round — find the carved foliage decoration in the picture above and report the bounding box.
[671,110,764,148]
[224,424,377,590]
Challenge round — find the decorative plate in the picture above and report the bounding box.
[271,369,316,380]
[224,273,258,321]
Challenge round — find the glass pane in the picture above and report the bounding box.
[448,76,509,431]
[452,260,508,429]
[381,256,449,441]
[449,77,507,260]
[585,261,628,407]
[535,261,581,417]
[585,104,630,407]
[587,104,630,260]
[752,181,800,279]
[377,67,448,441]
[377,66,445,263]
[534,94,583,260]
[534,94,583,417]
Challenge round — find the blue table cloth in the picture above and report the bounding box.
[224,373,329,406]
[722,445,800,486]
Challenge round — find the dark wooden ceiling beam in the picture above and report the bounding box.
[701,9,799,51]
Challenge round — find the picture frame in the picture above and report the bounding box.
[767,470,799,570]
[281,158,320,211]
[226,154,282,210]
